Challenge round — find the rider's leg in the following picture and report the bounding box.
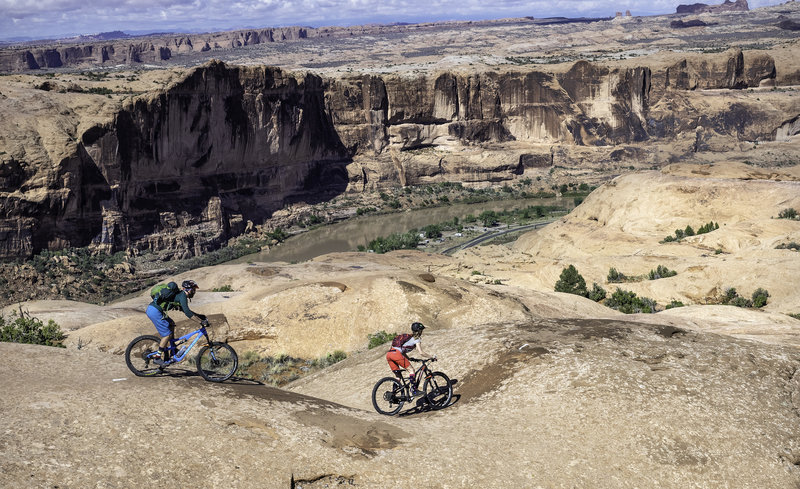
[387,350,414,388]
[147,306,174,364]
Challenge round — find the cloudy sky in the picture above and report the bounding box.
[0,0,788,41]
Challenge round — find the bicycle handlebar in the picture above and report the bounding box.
[409,357,437,363]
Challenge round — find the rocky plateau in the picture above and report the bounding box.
[2,2,800,488]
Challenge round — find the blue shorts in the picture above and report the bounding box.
[146,304,175,338]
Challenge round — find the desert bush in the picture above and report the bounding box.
[648,265,677,280]
[588,283,607,302]
[776,242,800,251]
[788,313,800,320]
[729,296,753,308]
[721,287,769,308]
[211,285,233,292]
[318,350,347,367]
[778,208,798,219]
[0,311,65,347]
[607,267,626,283]
[368,330,396,349]
[605,288,656,314]
[665,300,685,309]
[721,287,739,305]
[751,288,770,308]
[662,221,719,243]
[554,265,588,297]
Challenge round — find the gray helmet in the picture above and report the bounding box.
[411,322,425,333]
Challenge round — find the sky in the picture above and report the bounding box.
[0,0,790,41]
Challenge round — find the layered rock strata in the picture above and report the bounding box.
[0,48,796,261]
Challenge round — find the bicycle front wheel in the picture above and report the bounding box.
[196,342,238,382]
[423,371,453,409]
[125,335,164,377]
[372,377,404,415]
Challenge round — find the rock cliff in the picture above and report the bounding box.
[0,47,796,261]
[676,0,749,15]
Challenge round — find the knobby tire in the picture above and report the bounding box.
[423,371,453,409]
[372,377,404,415]
[124,335,164,377]
[196,342,238,382]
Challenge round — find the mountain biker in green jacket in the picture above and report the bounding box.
[145,279,207,365]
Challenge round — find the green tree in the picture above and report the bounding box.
[554,265,588,297]
[479,210,498,227]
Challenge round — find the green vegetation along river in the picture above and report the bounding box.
[235,197,572,264]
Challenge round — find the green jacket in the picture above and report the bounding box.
[150,290,200,320]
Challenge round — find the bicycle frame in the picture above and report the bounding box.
[394,359,434,392]
[164,325,210,363]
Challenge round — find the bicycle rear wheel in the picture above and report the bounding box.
[423,371,453,409]
[125,335,164,377]
[372,377,405,415]
[196,342,238,382]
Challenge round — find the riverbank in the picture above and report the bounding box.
[0,181,591,307]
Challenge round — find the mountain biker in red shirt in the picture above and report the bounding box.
[386,322,436,396]
[145,279,207,365]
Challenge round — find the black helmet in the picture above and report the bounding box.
[182,280,199,290]
[411,322,425,333]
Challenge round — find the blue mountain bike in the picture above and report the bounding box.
[125,321,238,382]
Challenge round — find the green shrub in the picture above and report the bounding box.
[588,283,607,302]
[729,296,753,308]
[697,221,719,234]
[721,287,739,305]
[368,330,395,349]
[648,265,677,280]
[554,265,588,297]
[788,313,800,320]
[0,311,65,347]
[721,287,769,308]
[319,350,347,367]
[665,300,685,309]
[212,285,234,292]
[778,208,798,220]
[751,288,770,308]
[607,267,626,283]
[367,231,420,253]
[605,288,656,314]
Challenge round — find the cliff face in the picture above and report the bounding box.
[676,0,749,15]
[0,28,311,72]
[0,49,793,261]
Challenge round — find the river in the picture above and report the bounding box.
[234,197,570,264]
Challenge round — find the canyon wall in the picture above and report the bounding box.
[0,49,795,260]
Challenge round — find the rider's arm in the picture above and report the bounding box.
[176,292,206,321]
[415,341,434,359]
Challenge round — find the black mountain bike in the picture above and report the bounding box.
[371,358,453,415]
